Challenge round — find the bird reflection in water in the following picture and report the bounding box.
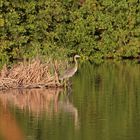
[0,89,79,129]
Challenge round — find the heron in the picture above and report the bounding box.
[59,55,80,81]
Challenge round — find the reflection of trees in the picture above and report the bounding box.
[0,89,79,129]
[73,61,140,140]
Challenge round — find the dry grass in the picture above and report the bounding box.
[0,59,66,90]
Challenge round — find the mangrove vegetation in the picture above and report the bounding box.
[1,0,140,62]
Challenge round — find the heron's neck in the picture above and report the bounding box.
[74,57,78,68]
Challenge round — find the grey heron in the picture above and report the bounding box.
[59,55,80,81]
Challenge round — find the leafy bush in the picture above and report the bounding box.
[1,0,140,61]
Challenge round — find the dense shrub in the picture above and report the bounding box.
[0,0,140,61]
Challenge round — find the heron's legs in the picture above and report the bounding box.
[66,79,72,88]
[63,79,71,88]
[64,79,67,89]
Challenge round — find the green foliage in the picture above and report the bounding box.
[0,0,140,61]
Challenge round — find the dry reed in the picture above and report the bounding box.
[0,59,65,90]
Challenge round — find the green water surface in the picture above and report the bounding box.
[0,61,140,140]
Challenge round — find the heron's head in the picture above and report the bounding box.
[74,55,80,59]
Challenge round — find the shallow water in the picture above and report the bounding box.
[0,61,140,140]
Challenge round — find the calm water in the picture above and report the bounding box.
[0,61,140,140]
